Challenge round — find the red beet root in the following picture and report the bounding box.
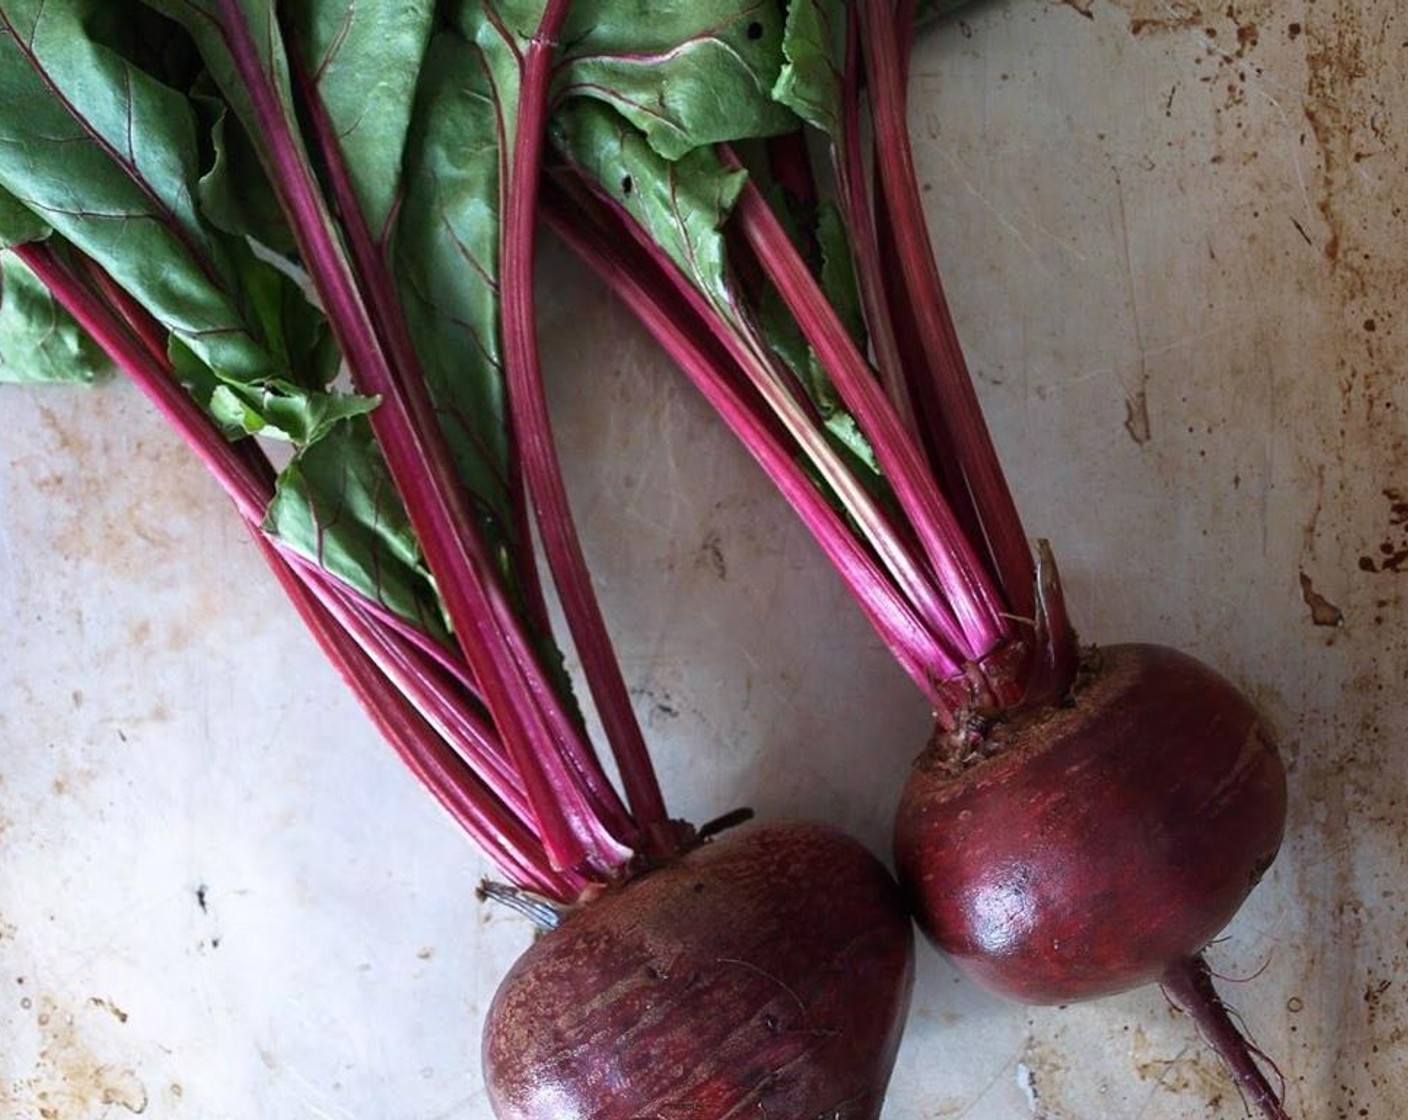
[895,643,1286,1002]
[895,643,1291,1116]
[484,821,915,1120]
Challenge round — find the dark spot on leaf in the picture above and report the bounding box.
[692,881,706,894]
[195,884,208,913]
[763,1012,780,1033]
[620,174,633,196]
[746,20,764,40]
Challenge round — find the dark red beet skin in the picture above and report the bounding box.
[483,820,914,1119]
[895,643,1287,1005]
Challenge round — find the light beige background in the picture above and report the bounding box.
[2,1,1403,1116]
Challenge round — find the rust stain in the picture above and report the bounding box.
[1122,0,1201,36]
[1359,490,1408,575]
[19,388,228,586]
[1299,571,1345,627]
[0,996,149,1117]
[1130,1023,1232,1107]
[1118,0,1272,46]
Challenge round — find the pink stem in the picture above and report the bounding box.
[542,182,954,705]
[837,3,918,436]
[498,0,674,852]
[553,165,967,670]
[725,160,1011,663]
[866,2,990,571]
[857,0,1037,622]
[255,531,581,901]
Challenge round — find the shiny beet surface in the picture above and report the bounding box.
[483,820,915,1120]
[895,644,1287,1004]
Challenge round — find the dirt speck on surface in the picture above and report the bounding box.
[697,530,728,580]
[87,997,129,1025]
[1057,0,1097,21]
[1017,1036,1071,1117]
[1124,389,1152,444]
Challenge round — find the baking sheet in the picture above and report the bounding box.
[3,1,1405,1116]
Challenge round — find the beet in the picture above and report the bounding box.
[483,820,914,1120]
[895,643,1287,1003]
[895,643,1292,1117]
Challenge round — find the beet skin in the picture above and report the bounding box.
[483,820,914,1119]
[895,643,1287,1004]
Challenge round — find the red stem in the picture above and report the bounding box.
[766,130,819,216]
[725,159,1012,668]
[283,41,632,858]
[498,0,674,852]
[877,2,992,571]
[255,533,581,901]
[287,31,568,648]
[837,3,918,437]
[857,0,1038,624]
[552,164,971,676]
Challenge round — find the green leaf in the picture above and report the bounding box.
[0,250,106,385]
[751,194,882,478]
[163,231,355,444]
[771,0,844,138]
[194,88,294,253]
[0,3,371,439]
[552,99,747,313]
[0,185,48,249]
[264,415,448,641]
[448,0,797,160]
[138,0,298,178]
[170,335,373,444]
[282,0,434,240]
[773,0,978,138]
[815,201,864,345]
[394,31,516,557]
[0,0,280,382]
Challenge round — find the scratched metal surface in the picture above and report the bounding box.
[2,1,1405,1117]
